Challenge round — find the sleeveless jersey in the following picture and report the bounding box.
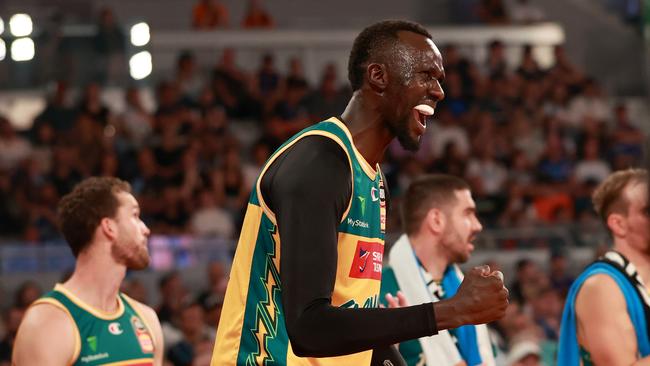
[212,118,387,365]
[32,284,156,366]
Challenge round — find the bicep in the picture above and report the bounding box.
[576,274,638,366]
[13,305,75,366]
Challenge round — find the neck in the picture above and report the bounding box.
[409,233,449,280]
[63,243,126,313]
[340,91,394,166]
[615,239,650,286]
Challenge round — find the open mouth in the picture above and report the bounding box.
[412,104,434,132]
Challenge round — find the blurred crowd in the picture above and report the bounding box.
[0,248,604,365]
[1,42,646,243]
[0,23,647,366]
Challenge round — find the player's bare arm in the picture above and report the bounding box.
[576,274,650,366]
[12,304,76,366]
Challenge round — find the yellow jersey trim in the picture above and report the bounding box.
[121,294,157,352]
[211,203,265,365]
[100,358,155,366]
[255,129,354,225]
[54,284,125,320]
[31,298,82,366]
[329,117,378,180]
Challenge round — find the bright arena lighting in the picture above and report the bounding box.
[9,14,32,37]
[11,37,35,61]
[129,51,152,80]
[130,22,150,47]
[0,17,4,35]
[0,40,5,61]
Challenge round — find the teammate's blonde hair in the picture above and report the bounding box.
[592,168,648,222]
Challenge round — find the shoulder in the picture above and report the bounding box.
[576,273,626,309]
[13,300,78,365]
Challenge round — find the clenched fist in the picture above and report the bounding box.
[434,265,509,330]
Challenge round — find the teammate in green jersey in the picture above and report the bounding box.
[13,177,164,366]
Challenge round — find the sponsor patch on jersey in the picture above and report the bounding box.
[130,316,154,354]
[349,241,383,280]
[108,322,123,335]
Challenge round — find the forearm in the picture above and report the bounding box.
[288,300,436,357]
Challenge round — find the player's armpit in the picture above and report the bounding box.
[576,274,638,366]
[12,303,76,366]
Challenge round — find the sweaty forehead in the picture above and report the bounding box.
[396,31,440,58]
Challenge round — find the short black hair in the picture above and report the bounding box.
[348,20,432,91]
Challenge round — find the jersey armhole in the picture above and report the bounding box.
[255,130,355,225]
[30,298,82,365]
[121,294,158,352]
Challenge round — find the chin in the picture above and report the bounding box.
[397,134,421,152]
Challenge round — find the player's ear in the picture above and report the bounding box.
[607,213,627,237]
[100,217,118,241]
[367,63,388,93]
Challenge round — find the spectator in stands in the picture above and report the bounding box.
[429,107,471,160]
[0,117,32,172]
[197,262,227,329]
[189,189,234,238]
[256,53,281,99]
[242,140,271,189]
[73,114,105,176]
[167,302,215,366]
[516,45,543,81]
[31,80,76,138]
[13,281,42,309]
[306,63,349,122]
[548,250,574,297]
[0,307,25,365]
[567,79,611,127]
[78,83,111,126]
[574,137,611,185]
[266,78,310,145]
[609,103,645,160]
[157,271,188,324]
[175,51,203,103]
[484,40,508,79]
[192,0,229,29]
[286,57,309,89]
[93,7,126,84]
[241,0,275,29]
[119,87,154,148]
[478,0,510,24]
[508,0,546,24]
[212,48,260,119]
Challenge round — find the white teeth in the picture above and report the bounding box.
[414,104,434,116]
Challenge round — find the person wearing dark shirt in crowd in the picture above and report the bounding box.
[211,20,508,366]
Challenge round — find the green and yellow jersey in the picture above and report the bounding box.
[32,284,156,366]
[212,117,387,365]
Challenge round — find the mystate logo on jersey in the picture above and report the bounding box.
[349,241,383,280]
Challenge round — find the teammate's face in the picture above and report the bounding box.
[440,189,482,264]
[384,31,445,151]
[111,192,151,269]
[623,182,650,254]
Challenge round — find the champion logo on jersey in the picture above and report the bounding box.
[108,322,123,335]
[371,187,379,202]
[349,241,383,280]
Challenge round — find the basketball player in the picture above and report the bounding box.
[211,20,508,366]
[557,169,650,365]
[12,177,164,366]
[381,175,495,366]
